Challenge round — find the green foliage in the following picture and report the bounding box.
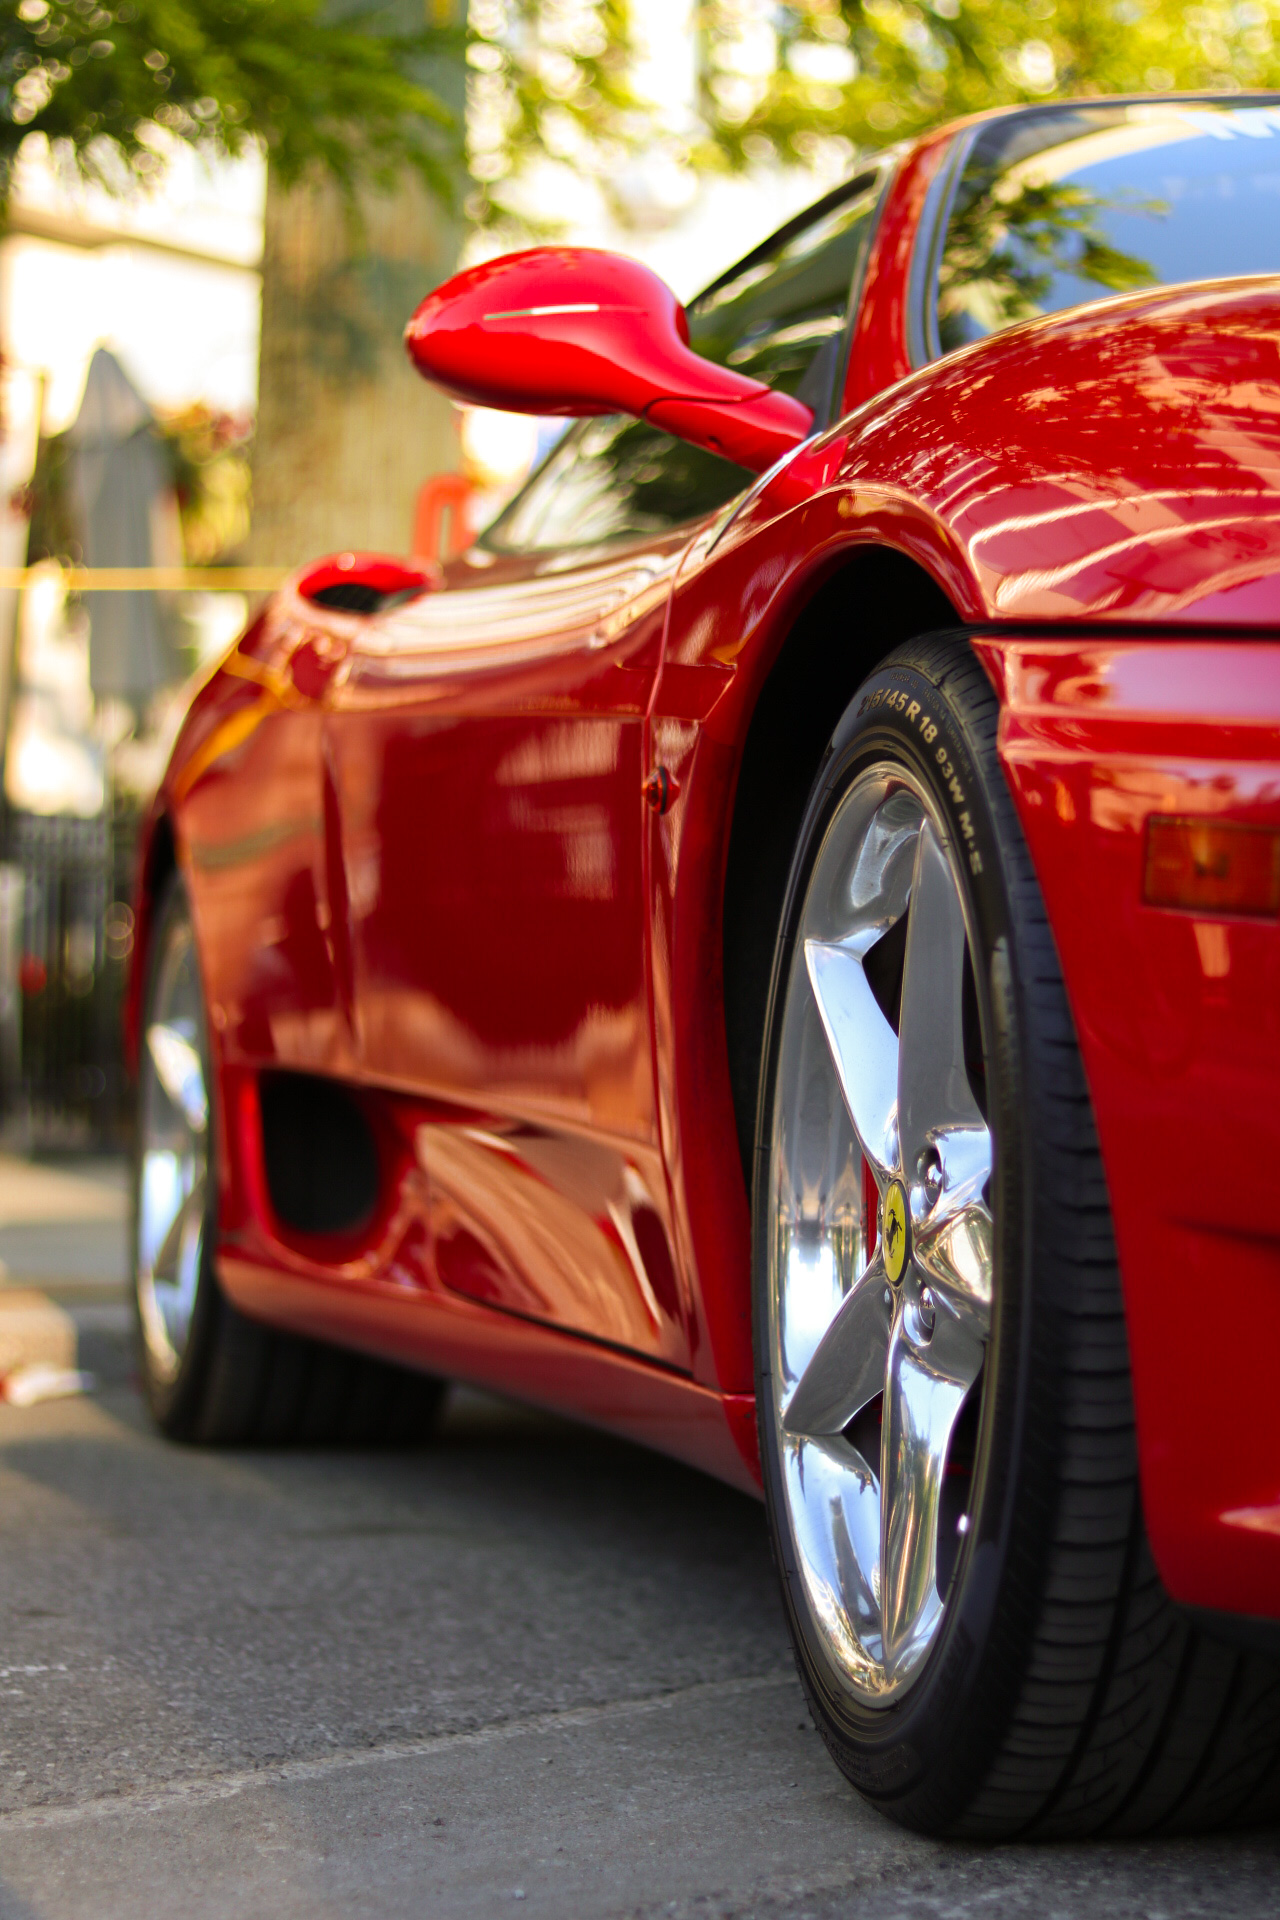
[935,172,1159,349]
[464,0,643,233]
[24,423,77,565]
[0,0,649,234]
[1,0,464,208]
[7,0,1280,239]
[159,401,252,562]
[696,0,1280,171]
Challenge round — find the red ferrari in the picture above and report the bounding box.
[128,94,1280,1835]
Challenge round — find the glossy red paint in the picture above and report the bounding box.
[139,108,1280,1615]
[844,127,953,409]
[637,279,1279,1414]
[836,277,1280,626]
[973,636,1280,1616]
[405,247,813,471]
[321,534,691,1368]
[210,1062,760,1492]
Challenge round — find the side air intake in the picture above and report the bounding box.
[259,1072,379,1237]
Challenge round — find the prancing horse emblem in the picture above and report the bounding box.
[883,1181,908,1285]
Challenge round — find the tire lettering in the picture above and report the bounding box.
[859,695,973,836]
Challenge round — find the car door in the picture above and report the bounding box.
[322,421,754,1369]
[324,170,882,1369]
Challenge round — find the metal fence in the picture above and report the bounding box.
[1,804,138,1150]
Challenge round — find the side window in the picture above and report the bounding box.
[484,416,750,556]
[481,170,884,558]
[931,98,1280,358]
[688,177,882,422]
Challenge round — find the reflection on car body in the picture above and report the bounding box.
[130,92,1280,1839]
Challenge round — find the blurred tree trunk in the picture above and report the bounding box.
[249,2,464,566]
[249,172,460,565]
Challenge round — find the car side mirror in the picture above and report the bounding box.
[404,247,814,474]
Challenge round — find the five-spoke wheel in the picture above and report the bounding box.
[768,766,992,1700]
[753,637,1280,1836]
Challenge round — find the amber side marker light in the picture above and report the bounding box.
[1143,816,1280,917]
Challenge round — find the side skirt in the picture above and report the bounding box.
[217,1252,762,1495]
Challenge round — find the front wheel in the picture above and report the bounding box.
[754,633,1280,1837]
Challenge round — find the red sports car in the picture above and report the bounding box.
[128,94,1280,1835]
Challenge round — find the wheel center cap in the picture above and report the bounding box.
[882,1180,909,1285]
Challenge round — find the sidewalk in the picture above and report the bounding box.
[0,1154,132,1393]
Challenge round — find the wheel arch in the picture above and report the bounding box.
[721,541,960,1185]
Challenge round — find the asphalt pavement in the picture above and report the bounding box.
[1,1157,1279,1919]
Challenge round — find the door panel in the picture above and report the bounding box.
[325,539,692,1367]
[420,1121,681,1357]
[318,172,888,1371]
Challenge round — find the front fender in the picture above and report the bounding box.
[835,274,1280,628]
[978,632,1280,1621]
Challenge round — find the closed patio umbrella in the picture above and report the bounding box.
[65,349,178,711]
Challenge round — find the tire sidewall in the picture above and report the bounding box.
[132,871,221,1435]
[752,639,1041,1826]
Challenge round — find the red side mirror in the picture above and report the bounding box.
[404,247,813,474]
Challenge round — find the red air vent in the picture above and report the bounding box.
[295,553,436,616]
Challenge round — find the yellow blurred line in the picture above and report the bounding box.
[170,694,276,804]
[0,567,291,591]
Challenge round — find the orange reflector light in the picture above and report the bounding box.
[1143,816,1280,917]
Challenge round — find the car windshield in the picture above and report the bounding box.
[933,97,1280,356]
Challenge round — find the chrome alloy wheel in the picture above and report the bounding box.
[136,907,210,1385]
[767,767,993,1704]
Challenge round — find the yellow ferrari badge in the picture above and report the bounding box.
[883,1182,908,1285]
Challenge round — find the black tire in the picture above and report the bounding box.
[134,873,446,1448]
[753,632,1280,1837]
